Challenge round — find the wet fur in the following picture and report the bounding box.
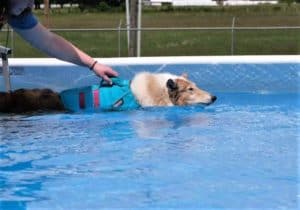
[0,88,64,113]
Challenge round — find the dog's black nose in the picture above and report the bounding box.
[211,95,217,102]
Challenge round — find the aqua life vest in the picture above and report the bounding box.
[60,78,140,112]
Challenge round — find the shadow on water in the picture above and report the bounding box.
[129,105,214,140]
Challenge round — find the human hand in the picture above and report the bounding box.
[92,62,118,84]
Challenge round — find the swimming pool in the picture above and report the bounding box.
[0,56,299,210]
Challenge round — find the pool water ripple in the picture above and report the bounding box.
[0,93,298,210]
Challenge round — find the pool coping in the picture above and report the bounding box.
[7,55,300,67]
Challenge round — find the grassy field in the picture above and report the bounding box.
[2,4,299,57]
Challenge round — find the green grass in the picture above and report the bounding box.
[2,4,299,57]
[235,29,300,54]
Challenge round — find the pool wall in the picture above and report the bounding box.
[0,55,299,93]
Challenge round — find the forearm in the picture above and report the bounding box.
[14,22,118,82]
[14,23,95,68]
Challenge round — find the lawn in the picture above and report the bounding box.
[2,4,299,57]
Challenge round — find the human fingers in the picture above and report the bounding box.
[105,67,118,77]
[101,74,112,85]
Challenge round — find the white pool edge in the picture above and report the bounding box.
[7,55,300,67]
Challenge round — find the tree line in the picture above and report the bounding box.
[33,0,299,10]
[34,0,125,9]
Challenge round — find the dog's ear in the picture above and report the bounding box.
[181,73,188,79]
[166,79,178,90]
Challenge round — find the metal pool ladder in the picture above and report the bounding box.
[0,45,12,92]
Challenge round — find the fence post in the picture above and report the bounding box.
[118,19,122,57]
[129,0,138,57]
[43,0,50,28]
[11,29,14,58]
[231,16,236,55]
[137,0,142,57]
[125,0,130,54]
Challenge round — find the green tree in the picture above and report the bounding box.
[77,0,99,12]
[76,0,125,12]
[279,0,297,4]
[34,0,43,9]
[214,0,227,6]
[101,0,124,7]
[55,0,69,8]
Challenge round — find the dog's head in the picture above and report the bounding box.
[166,73,216,106]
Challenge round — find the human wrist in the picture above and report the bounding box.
[89,60,98,71]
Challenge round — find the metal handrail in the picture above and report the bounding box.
[0,45,12,92]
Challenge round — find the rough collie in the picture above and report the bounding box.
[131,72,216,107]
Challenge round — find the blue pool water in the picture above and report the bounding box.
[0,92,299,210]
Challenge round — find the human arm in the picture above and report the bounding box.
[8,6,118,82]
[11,17,118,83]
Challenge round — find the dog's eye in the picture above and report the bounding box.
[188,87,194,91]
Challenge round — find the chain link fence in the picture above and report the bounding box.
[1,25,299,57]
